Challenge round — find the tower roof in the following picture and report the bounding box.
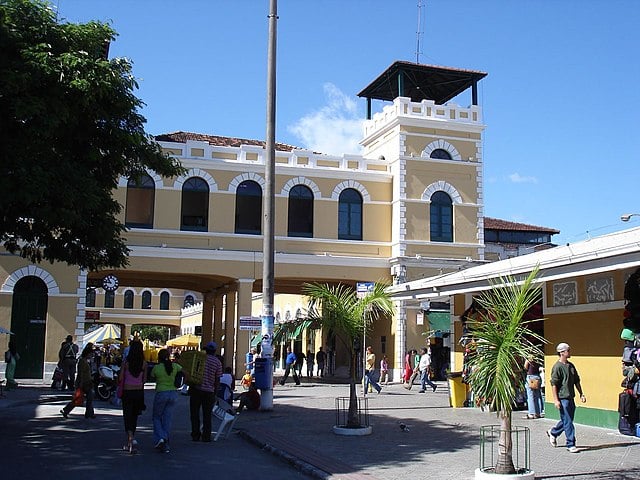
[357,60,487,105]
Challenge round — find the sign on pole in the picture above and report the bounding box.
[239,316,262,331]
[356,282,375,299]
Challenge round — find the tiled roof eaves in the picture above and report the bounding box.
[484,217,559,234]
[154,131,299,152]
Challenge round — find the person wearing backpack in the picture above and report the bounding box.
[58,335,79,391]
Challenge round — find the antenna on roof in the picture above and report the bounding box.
[416,0,425,63]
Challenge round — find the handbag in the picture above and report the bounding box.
[72,387,85,406]
[528,377,541,390]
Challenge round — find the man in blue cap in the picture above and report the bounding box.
[190,341,222,442]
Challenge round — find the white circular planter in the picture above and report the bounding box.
[332,425,373,436]
[474,468,535,480]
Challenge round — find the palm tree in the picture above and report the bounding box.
[466,268,545,475]
[273,281,394,427]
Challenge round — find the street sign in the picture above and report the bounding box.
[356,282,375,299]
[239,316,262,331]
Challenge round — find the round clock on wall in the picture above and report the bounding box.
[102,274,119,292]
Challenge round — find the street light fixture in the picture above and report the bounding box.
[621,213,640,222]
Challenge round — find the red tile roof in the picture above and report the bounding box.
[155,131,300,152]
[484,217,559,234]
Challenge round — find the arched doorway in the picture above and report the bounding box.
[11,276,48,378]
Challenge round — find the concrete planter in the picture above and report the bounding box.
[333,425,372,436]
[475,468,535,480]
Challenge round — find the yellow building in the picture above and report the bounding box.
[390,226,640,428]
[0,61,489,380]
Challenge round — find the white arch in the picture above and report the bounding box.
[228,172,266,192]
[173,168,217,191]
[330,180,370,202]
[118,170,164,189]
[1,265,60,294]
[281,177,321,198]
[422,181,463,204]
[421,140,461,161]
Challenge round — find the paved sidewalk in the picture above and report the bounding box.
[3,379,640,479]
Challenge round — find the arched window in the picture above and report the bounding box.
[181,177,209,231]
[123,289,134,309]
[104,290,114,308]
[141,291,152,309]
[160,291,170,310]
[430,191,453,242]
[430,148,452,160]
[86,288,96,308]
[288,185,314,237]
[125,173,155,228]
[235,180,262,234]
[184,294,195,308]
[338,188,363,240]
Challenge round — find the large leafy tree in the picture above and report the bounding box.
[274,282,394,427]
[0,0,184,270]
[466,268,545,475]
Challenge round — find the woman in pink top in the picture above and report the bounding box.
[121,340,147,453]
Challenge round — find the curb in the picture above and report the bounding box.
[236,428,329,479]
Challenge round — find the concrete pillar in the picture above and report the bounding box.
[224,290,236,369]
[201,292,214,344]
[395,300,407,382]
[235,278,254,378]
[213,293,224,343]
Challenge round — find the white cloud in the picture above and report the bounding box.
[287,83,364,156]
[508,173,538,184]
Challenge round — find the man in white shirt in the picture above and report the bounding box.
[418,346,437,393]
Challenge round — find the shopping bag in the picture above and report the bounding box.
[528,377,541,390]
[72,387,85,406]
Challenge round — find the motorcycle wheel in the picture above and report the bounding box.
[97,382,111,401]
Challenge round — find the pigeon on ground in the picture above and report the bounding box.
[399,422,410,432]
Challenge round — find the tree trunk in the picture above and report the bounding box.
[347,349,360,427]
[494,413,516,474]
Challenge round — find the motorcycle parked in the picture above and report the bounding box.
[95,364,120,401]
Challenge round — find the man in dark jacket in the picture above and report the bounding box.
[58,335,79,391]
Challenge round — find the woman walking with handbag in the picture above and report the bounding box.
[121,340,147,453]
[524,357,544,419]
[60,343,96,419]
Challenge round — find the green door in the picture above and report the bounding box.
[11,276,48,379]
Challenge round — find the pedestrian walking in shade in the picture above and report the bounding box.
[58,335,79,391]
[418,346,437,393]
[189,341,223,442]
[524,356,544,419]
[60,342,95,420]
[278,346,300,385]
[4,339,19,390]
[364,346,382,394]
[306,350,315,377]
[315,347,327,377]
[547,343,586,453]
[150,348,182,453]
[120,340,147,453]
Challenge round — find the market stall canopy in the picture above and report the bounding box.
[83,323,121,345]
[166,334,201,348]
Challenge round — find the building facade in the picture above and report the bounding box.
[0,62,489,380]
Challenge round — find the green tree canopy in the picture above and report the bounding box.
[0,0,184,270]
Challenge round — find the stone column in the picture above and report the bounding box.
[201,291,215,344]
[213,293,224,343]
[235,278,254,378]
[223,290,236,368]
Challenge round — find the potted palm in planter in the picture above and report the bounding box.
[465,268,545,479]
[274,281,394,434]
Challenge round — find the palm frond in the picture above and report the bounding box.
[466,267,547,416]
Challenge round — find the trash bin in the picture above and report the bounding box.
[447,372,467,408]
[254,357,272,390]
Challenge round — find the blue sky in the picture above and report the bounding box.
[56,0,640,246]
